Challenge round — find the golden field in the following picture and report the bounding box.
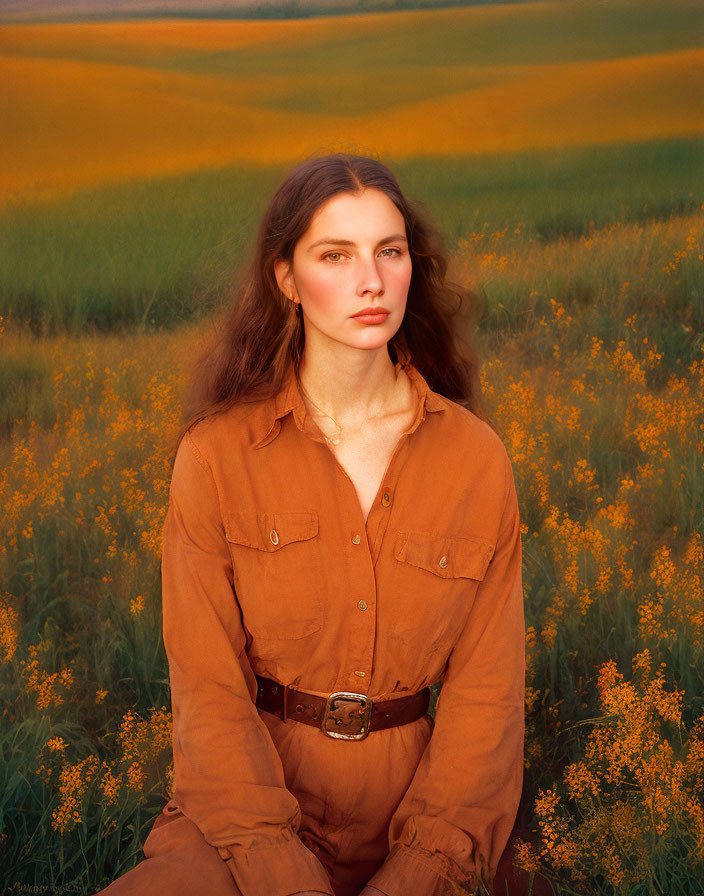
[2,1,704,200]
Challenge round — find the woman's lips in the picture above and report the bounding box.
[352,307,390,324]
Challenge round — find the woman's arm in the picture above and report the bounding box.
[162,428,334,896]
[365,446,525,896]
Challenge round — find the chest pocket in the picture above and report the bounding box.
[395,531,494,580]
[224,510,323,641]
[391,530,495,663]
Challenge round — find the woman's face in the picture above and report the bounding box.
[275,187,412,355]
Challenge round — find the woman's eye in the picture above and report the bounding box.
[323,248,402,262]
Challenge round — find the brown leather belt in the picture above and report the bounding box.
[255,674,430,741]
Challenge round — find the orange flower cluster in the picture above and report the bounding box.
[18,640,74,711]
[104,706,171,803]
[640,535,703,646]
[40,706,174,831]
[119,707,172,760]
[515,651,704,891]
[0,593,19,662]
[662,222,703,274]
[52,755,100,833]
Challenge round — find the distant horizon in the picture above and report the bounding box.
[0,0,537,25]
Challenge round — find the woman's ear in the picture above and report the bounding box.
[273,259,294,300]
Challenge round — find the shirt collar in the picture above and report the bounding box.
[249,351,446,450]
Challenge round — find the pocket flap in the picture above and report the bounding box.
[225,510,319,552]
[395,531,495,580]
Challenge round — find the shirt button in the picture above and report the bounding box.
[357,600,368,611]
[439,555,448,569]
[381,490,391,507]
[354,671,366,678]
[352,534,361,545]
[270,529,279,545]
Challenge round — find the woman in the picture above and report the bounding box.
[97,153,525,896]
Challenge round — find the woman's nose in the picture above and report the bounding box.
[356,254,384,295]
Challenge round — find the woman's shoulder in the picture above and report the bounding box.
[178,398,272,465]
[432,392,511,466]
[428,396,517,516]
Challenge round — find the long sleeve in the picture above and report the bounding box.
[161,428,334,896]
[366,447,525,896]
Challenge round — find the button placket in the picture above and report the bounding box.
[367,439,410,568]
[345,408,422,682]
[344,516,375,695]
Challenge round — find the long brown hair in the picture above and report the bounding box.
[173,151,485,459]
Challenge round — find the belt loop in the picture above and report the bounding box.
[282,684,289,723]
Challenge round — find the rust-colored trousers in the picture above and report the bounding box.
[94,798,547,896]
[95,802,243,896]
[95,710,435,896]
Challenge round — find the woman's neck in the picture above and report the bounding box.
[296,346,409,428]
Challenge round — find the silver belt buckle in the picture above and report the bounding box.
[321,691,373,740]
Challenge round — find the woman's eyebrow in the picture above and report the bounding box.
[307,233,408,251]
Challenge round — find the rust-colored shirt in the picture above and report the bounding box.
[161,355,525,896]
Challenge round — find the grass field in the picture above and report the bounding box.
[2,205,702,893]
[1,0,703,892]
[1,137,702,334]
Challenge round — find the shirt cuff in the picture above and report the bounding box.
[366,842,481,896]
[217,828,334,896]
